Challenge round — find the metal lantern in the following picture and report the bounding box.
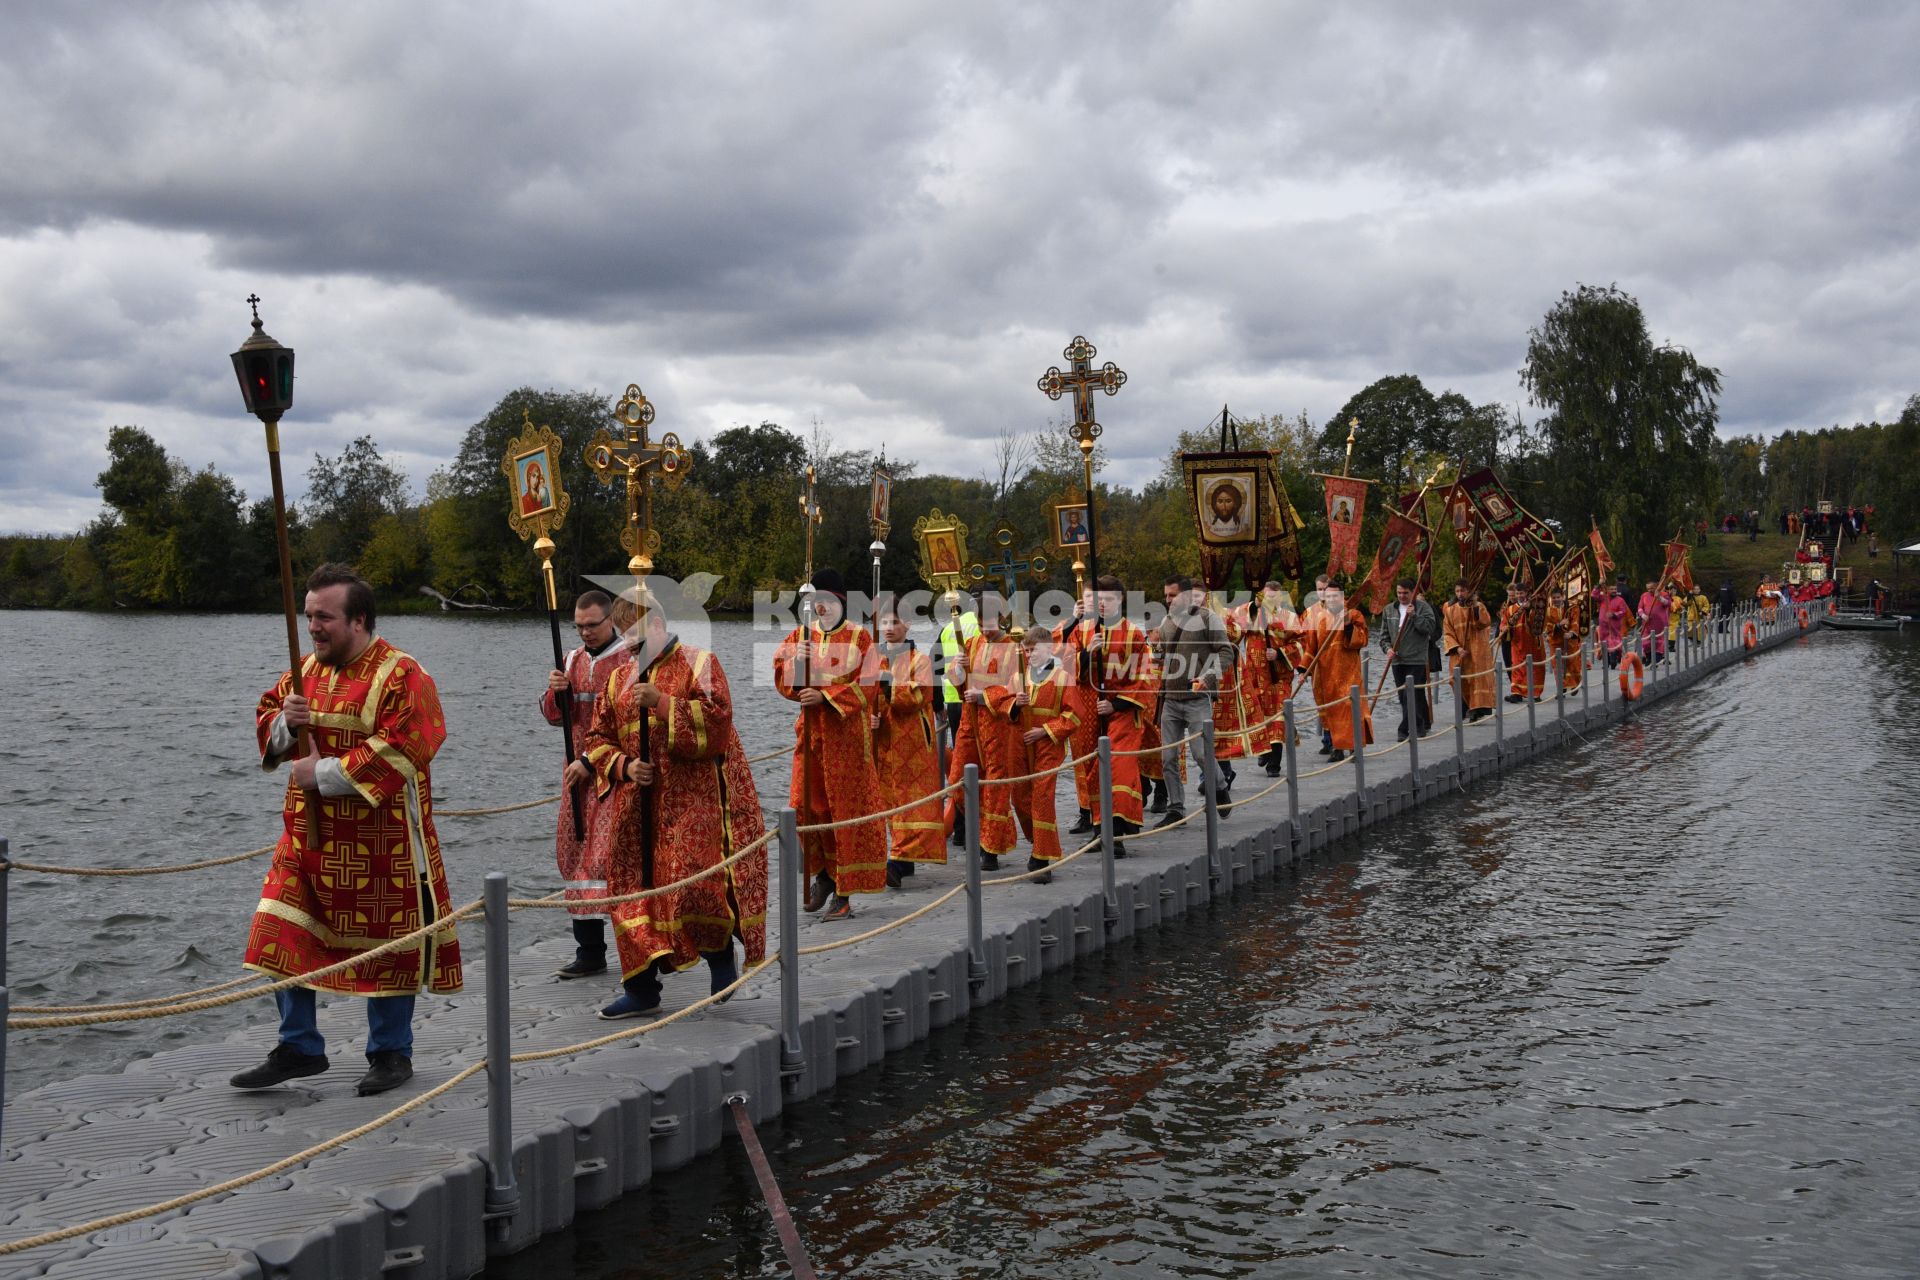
[231,294,295,421]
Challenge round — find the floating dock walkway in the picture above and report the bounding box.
[0,609,1803,1279]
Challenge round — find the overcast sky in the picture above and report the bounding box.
[2,1,1914,533]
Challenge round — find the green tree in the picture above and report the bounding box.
[172,467,250,607]
[1519,283,1721,577]
[305,435,410,567]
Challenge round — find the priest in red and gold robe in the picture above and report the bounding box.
[1503,589,1549,701]
[1086,575,1156,847]
[1011,628,1081,880]
[1442,582,1497,720]
[774,568,885,919]
[867,599,946,886]
[1305,585,1372,760]
[233,565,461,1099]
[943,601,1025,867]
[580,598,768,1019]
[1053,589,1103,836]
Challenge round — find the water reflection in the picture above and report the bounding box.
[487,630,1919,1279]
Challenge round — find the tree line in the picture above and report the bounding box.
[4,284,1914,612]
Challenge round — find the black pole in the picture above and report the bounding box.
[545,601,585,840]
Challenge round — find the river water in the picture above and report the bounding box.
[4,614,1916,1277]
[478,627,1919,1279]
[0,611,813,1095]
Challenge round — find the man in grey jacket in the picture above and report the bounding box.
[1376,577,1440,740]
[1155,575,1235,828]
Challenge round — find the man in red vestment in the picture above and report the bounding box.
[1086,575,1155,852]
[579,596,769,1019]
[540,589,633,979]
[1011,627,1081,882]
[1054,587,1103,837]
[943,599,1024,868]
[233,565,461,1097]
[774,568,885,920]
[866,598,946,887]
[1503,588,1549,701]
[1305,585,1372,762]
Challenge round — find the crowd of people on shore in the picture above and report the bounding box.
[222,557,1752,1091]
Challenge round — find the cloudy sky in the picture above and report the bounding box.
[2,1,1914,533]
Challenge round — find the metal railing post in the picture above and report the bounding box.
[1495,665,1507,741]
[1096,736,1118,926]
[1526,656,1538,733]
[1199,719,1221,887]
[482,872,520,1230]
[1602,647,1611,706]
[1,835,9,988]
[1282,702,1301,836]
[1450,669,1466,767]
[1406,673,1422,780]
[777,808,802,1079]
[1348,685,1367,797]
[963,764,984,984]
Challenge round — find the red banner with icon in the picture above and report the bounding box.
[1320,474,1371,577]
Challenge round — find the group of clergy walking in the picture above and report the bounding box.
[226,558,1662,1088]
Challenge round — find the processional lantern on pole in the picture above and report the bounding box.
[501,408,582,838]
[868,452,893,633]
[230,296,308,757]
[583,382,690,888]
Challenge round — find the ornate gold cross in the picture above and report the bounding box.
[1037,334,1127,462]
[585,383,689,577]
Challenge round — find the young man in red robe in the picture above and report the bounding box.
[1053,586,1102,836]
[233,565,462,1097]
[1011,628,1081,882]
[1503,587,1549,701]
[539,589,633,979]
[578,594,768,1019]
[1305,583,1372,762]
[866,597,946,888]
[1084,575,1155,852]
[774,568,885,920]
[943,598,1024,869]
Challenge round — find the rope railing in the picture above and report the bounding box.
[7,901,480,1030]
[504,829,776,910]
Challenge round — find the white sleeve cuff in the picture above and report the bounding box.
[314,757,358,798]
[266,713,296,761]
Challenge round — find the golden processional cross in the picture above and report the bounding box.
[798,463,823,588]
[584,384,689,579]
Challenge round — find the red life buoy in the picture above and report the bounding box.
[1742,620,1758,650]
[1797,606,1810,630]
[1827,600,1838,616]
[1619,651,1646,702]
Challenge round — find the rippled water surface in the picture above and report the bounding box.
[479,628,1920,1279]
[0,611,812,1093]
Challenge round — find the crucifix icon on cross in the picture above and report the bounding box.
[584,383,689,577]
[969,526,1049,626]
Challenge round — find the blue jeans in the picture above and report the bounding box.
[276,987,415,1058]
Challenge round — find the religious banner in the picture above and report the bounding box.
[1659,534,1696,594]
[1445,482,1499,594]
[1355,500,1430,612]
[1266,459,1305,584]
[1588,519,1616,580]
[1456,466,1556,561]
[1319,473,1371,577]
[1397,488,1434,596]
[1181,449,1295,591]
[912,508,971,595]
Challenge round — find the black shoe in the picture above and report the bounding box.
[981,853,1001,872]
[1215,788,1234,818]
[1068,810,1094,835]
[1153,807,1187,830]
[1220,763,1236,784]
[555,951,607,979]
[707,947,739,1001]
[1504,694,1524,704]
[1264,761,1281,777]
[821,895,854,921]
[231,1043,329,1090]
[951,826,966,848]
[803,872,833,913]
[1026,856,1053,885]
[1329,749,1347,762]
[1396,726,1410,741]
[1111,820,1139,859]
[886,860,906,889]
[1317,743,1333,756]
[1146,781,1166,815]
[356,1051,413,1097]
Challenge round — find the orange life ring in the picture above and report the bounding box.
[1742,620,1758,649]
[1827,600,1838,616]
[1797,606,1810,630]
[1619,651,1646,702]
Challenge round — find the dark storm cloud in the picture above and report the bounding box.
[0,1,1915,531]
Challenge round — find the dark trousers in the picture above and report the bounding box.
[1391,663,1432,735]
